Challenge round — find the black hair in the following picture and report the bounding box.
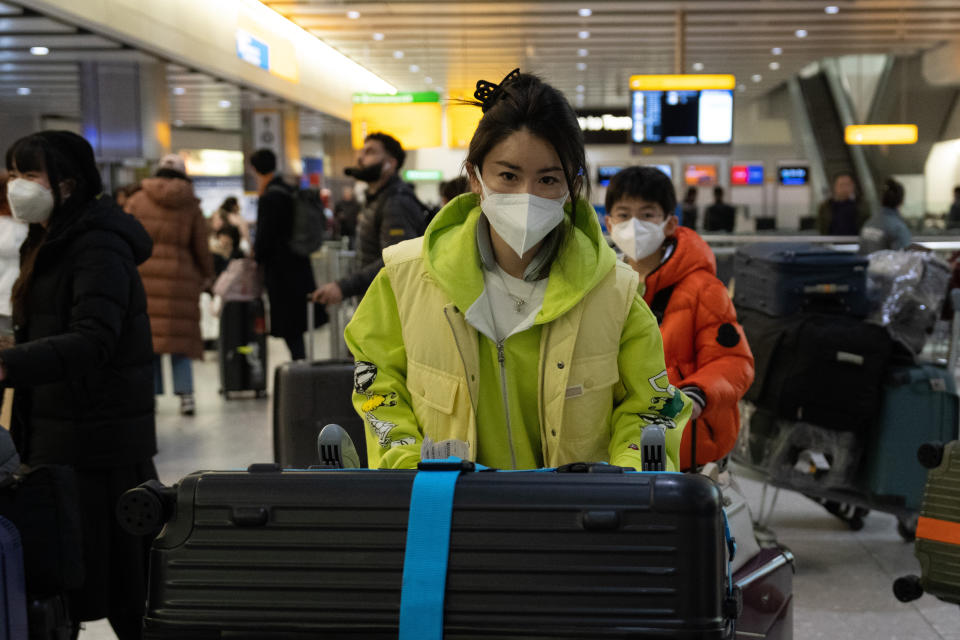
[250,148,277,175]
[440,176,470,203]
[464,72,587,210]
[220,196,239,212]
[216,224,240,247]
[683,186,697,205]
[713,186,725,201]
[365,132,406,170]
[953,185,960,197]
[881,177,905,209]
[6,130,103,324]
[605,166,676,217]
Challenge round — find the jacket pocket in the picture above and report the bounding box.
[558,353,619,461]
[406,359,464,442]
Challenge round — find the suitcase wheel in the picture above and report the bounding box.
[897,515,918,543]
[917,442,945,470]
[893,575,924,603]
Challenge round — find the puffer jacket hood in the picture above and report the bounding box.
[644,226,716,296]
[42,195,153,266]
[139,176,198,211]
[422,192,617,324]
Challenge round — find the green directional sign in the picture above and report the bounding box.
[353,92,440,104]
[404,169,444,182]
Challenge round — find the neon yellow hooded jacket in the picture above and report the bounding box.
[344,193,691,470]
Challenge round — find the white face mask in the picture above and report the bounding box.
[7,178,55,224]
[610,218,669,261]
[475,167,567,258]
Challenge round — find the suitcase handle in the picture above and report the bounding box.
[555,462,633,473]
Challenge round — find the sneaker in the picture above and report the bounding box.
[179,394,196,416]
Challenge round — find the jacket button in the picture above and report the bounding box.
[557,361,565,369]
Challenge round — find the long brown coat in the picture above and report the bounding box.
[126,177,213,359]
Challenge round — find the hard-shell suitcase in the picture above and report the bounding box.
[895,440,960,606]
[126,463,737,639]
[0,516,27,640]
[734,243,869,317]
[734,547,794,640]
[273,359,367,468]
[218,299,268,398]
[862,366,959,511]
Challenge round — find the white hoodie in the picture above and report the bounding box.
[0,216,28,317]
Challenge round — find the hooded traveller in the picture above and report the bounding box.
[0,130,157,638]
[344,70,692,471]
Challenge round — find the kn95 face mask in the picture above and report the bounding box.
[7,178,55,224]
[610,217,669,261]
[474,166,567,258]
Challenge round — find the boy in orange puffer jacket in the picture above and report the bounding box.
[605,167,754,470]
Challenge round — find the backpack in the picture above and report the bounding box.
[269,184,327,257]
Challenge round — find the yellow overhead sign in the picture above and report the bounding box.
[845,124,918,145]
[629,74,736,91]
[352,101,443,149]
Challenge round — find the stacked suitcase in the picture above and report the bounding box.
[733,242,959,536]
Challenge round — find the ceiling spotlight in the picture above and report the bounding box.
[218,99,232,108]
[825,5,839,14]
[578,30,590,39]
[795,29,808,38]
[576,84,585,93]
[347,10,360,19]
[393,50,404,59]
[578,48,589,57]
[409,64,419,73]
[751,74,763,83]
[424,76,433,84]
[173,87,186,96]
[577,62,587,71]
[17,87,31,95]
[772,47,783,55]
[174,119,184,126]
[372,32,384,41]
[578,8,592,17]
[738,84,747,92]
[769,61,781,70]
[692,62,704,71]
[30,46,49,56]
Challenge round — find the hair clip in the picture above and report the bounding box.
[474,68,521,113]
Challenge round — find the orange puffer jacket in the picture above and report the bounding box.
[642,226,755,469]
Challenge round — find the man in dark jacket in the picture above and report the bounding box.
[334,185,361,245]
[703,186,736,233]
[948,186,960,229]
[251,148,320,361]
[313,133,425,304]
[817,172,870,236]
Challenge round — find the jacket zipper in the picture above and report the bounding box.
[497,340,519,470]
[443,307,478,417]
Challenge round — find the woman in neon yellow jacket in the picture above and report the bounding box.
[344,70,691,470]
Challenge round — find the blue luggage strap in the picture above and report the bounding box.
[399,457,474,640]
[398,459,739,639]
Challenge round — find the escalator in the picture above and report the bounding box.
[797,71,857,186]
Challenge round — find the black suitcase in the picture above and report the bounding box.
[129,463,736,639]
[273,359,367,468]
[738,308,893,434]
[734,243,869,317]
[219,299,268,398]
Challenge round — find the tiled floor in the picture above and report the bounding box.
[78,329,960,639]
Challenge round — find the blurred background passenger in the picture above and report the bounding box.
[215,195,251,255]
[333,185,360,246]
[948,186,960,229]
[817,171,869,236]
[212,225,243,277]
[703,186,736,233]
[680,187,698,231]
[440,176,470,205]
[0,131,157,639]
[859,177,912,254]
[125,154,214,416]
[0,171,27,340]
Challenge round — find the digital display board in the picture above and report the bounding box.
[685,164,719,187]
[731,164,764,186]
[779,166,809,186]
[631,89,733,145]
[597,165,624,187]
[645,164,673,178]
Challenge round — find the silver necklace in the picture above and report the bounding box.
[495,267,539,313]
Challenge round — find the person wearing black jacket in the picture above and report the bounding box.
[313,132,425,304]
[0,131,157,639]
[251,149,323,360]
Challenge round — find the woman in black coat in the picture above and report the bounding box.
[0,131,157,639]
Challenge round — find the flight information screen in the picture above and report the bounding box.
[631,89,733,145]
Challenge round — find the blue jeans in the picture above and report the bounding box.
[153,354,194,396]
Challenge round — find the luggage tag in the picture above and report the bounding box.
[421,436,470,461]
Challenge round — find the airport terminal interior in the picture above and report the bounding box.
[2,0,960,638]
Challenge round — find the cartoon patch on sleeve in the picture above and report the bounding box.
[646,369,684,419]
[354,361,404,448]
